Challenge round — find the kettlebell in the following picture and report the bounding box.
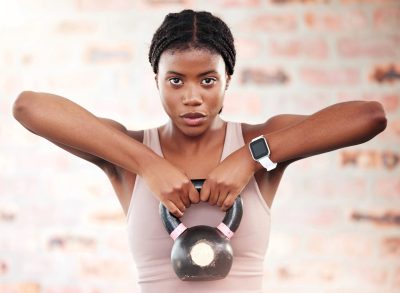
[159,179,243,281]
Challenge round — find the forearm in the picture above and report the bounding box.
[252,101,387,172]
[12,91,158,175]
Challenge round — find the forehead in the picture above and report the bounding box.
[158,49,226,75]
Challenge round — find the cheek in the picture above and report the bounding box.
[159,90,176,112]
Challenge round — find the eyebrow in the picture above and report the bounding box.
[166,70,219,77]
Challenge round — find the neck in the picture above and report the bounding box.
[159,117,226,155]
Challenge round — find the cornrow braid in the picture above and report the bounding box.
[148,9,236,76]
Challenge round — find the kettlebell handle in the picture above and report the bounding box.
[159,179,243,240]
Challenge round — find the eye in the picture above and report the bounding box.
[169,78,183,86]
[202,78,216,86]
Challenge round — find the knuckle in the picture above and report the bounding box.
[182,179,191,187]
[223,199,234,208]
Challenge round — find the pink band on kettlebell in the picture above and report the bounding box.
[170,223,187,241]
[217,223,234,239]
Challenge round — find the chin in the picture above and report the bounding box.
[181,125,207,137]
[177,121,210,137]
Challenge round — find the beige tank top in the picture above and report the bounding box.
[126,121,271,293]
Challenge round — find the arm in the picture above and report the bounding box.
[12,91,199,217]
[12,91,156,173]
[251,100,387,171]
[201,101,387,209]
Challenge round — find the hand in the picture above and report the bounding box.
[141,156,200,217]
[200,146,256,211]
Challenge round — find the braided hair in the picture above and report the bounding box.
[148,9,236,76]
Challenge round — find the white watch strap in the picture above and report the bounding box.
[258,156,277,171]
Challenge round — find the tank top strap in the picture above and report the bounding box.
[144,127,163,156]
[220,121,245,161]
[144,121,244,161]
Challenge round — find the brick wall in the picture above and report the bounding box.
[1,0,399,292]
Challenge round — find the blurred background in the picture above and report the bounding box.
[1,0,399,292]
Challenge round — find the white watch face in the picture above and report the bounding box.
[250,137,270,160]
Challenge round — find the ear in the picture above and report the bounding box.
[225,75,231,90]
[154,74,159,90]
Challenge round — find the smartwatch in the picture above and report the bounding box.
[249,135,277,171]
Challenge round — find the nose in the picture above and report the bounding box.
[182,85,202,106]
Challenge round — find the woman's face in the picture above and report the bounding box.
[155,48,230,135]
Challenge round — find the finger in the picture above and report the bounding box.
[174,198,186,214]
[208,189,219,206]
[165,201,184,218]
[221,193,236,212]
[180,191,191,208]
[200,180,211,202]
[188,185,200,204]
[217,190,229,207]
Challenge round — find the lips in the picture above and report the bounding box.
[180,112,206,119]
[180,112,207,126]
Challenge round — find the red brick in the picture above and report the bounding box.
[370,64,400,84]
[90,210,125,223]
[341,150,375,168]
[393,267,400,288]
[241,13,298,32]
[274,261,339,284]
[223,93,262,116]
[134,0,194,9]
[56,20,97,34]
[378,119,400,143]
[340,149,400,170]
[76,0,135,10]
[300,67,359,86]
[235,38,262,59]
[300,175,367,199]
[359,266,389,286]
[337,36,399,58]
[85,43,133,64]
[382,150,400,170]
[341,0,399,3]
[0,261,8,275]
[374,177,400,199]
[47,234,96,251]
[268,234,303,259]
[79,259,132,279]
[381,237,400,257]
[241,68,290,85]
[43,286,98,293]
[304,10,368,31]
[268,37,328,59]
[0,283,41,293]
[219,0,261,6]
[306,233,373,258]
[271,0,330,3]
[374,7,400,29]
[276,205,341,228]
[0,204,17,222]
[336,93,400,113]
[351,210,400,226]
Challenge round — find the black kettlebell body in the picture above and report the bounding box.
[159,179,243,281]
[171,225,233,281]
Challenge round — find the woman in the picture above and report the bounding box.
[13,9,387,293]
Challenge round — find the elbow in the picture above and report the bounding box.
[365,101,387,134]
[12,91,36,121]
